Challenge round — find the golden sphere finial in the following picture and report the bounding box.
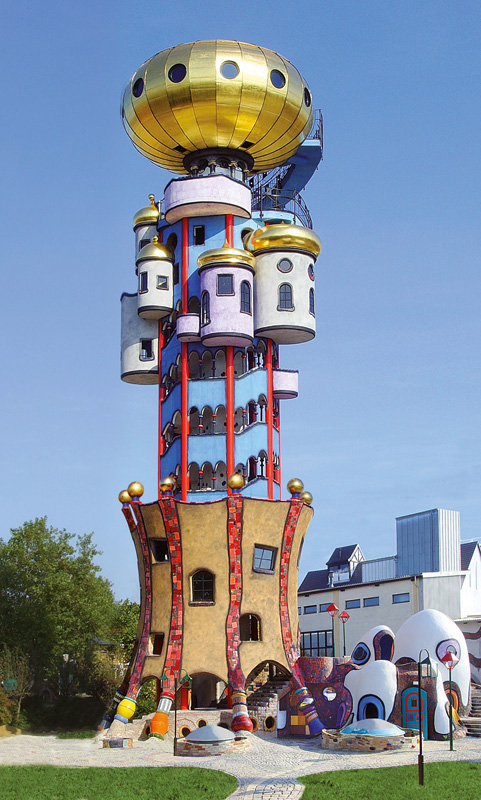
[287,478,304,495]
[227,473,244,490]
[148,193,155,203]
[152,235,159,244]
[127,481,144,498]
[159,475,176,493]
[300,490,313,505]
[119,490,132,504]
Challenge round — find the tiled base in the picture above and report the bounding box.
[321,728,419,752]
[176,736,251,757]
[102,738,133,749]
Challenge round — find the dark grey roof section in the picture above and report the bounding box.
[298,569,329,593]
[326,545,358,567]
[461,541,479,571]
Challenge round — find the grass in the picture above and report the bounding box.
[56,730,97,739]
[0,766,237,800]
[299,762,481,800]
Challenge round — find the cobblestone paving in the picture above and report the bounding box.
[0,731,480,800]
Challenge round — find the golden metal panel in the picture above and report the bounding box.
[190,41,218,142]
[165,43,206,150]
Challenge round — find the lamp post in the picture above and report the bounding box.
[441,650,459,752]
[417,649,437,786]
[173,670,192,756]
[327,603,339,658]
[339,611,350,657]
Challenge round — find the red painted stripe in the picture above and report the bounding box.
[277,403,282,499]
[158,320,164,498]
[182,217,188,312]
[225,494,245,690]
[181,341,189,500]
[266,339,274,499]
[226,346,235,489]
[225,214,233,246]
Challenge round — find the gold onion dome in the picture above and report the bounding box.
[300,491,313,505]
[197,241,255,270]
[133,194,159,228]
[118,490,132,504]
[136,236,174,264]
[127,481,144,498]
[227,473,244,490]
[122,40,314,174]
[245,223,321,258]
[287,477,304,495]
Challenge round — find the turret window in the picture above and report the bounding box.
[139,272,148,293]
[193,225,205,245]
[278,283,293,310]
[201,291,210,325]
[240,281,251,313]
[151,539,169,562]
[217,274,234,295]
[139,238,150,250]
[157,275,169,290]
[277,258,293,273]
[240,614,261,641]
[191,569,215,604]
[309,288,315,315]
[140,339,153,360]
[253,545,277,574]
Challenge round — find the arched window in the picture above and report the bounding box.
[240,614,261,641]
[201,291,210,325]
[240,281,251,313]
[278,283,293,310]
[191,569,215,603]
[309,288,315,315]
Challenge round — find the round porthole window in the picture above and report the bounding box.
[132,78,144,98]
[277,258,293,273]
[352,642,371,665]
[270,69,286,89]
[180,725,191,737]
[304,87,311,107]
[220,61,239,79]
[168,63,187,83]
[308,264,315,280]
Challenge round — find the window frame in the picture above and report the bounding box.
[363,596,380,607]
[278,282,294,311]
[301,629,333,657]
[150,539,169,562]
[157,275,169,290]
[193,225,205,246]
[139,238,150,250]
[319,603,331,612]
[201,291,210,325]
[252,544,277,574]
[139,271,148,293]
[191,569,215,605]
[217,273,234,296]
[304,605,317,614]
[345,599,360,609]
[139,339,154,361]
[392,592,410,604]
[309,287,315,316]
[277,257,293,274]
[240,280,251,314]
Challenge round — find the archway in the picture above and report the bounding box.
[190,673,227,709]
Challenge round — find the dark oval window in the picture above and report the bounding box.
[304,87,311,107]
[308,264,315,280]
[220,61,239,79]
[352,641,370,665]
[132,78,144,98]
[270,69,285,89]
[168,63,187,83]
[277,258,293,273]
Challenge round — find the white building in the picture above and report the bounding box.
[298,509,481,681]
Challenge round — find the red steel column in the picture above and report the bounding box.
[266,339,274,499]
[277,403,282,500]
[181,218,189,500]
[225,213,233,246]
[226,346,235,491]
[158,321,165,498]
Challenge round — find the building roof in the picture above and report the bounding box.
[326,545,359,567]
[461,541,480,570]
[298,562,365,593]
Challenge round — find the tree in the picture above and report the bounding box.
[0,645,33,724]
[0,518,116,686]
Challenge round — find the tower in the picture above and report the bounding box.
[106,40,324,738]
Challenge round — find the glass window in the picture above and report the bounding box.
[240,280,251,313]
[301,630,333,657]
[132,78,144,97]
[217,274,234,295]
[304,605,317,614]
[309,288,315,315]
[319,603,331,612]
[150,633,164,655]
[240,613,261,641]
[277,258,293,273]
[270,69,286,89]
[140,339,153,360]
[279,283,293,309]
[393,592,410,604]
[308,264,315,281]
[201,291,210,325]
[220,61,239,79]
[193,225,205,245]
[140,238,150,250]
[345,599,360,609]
[151,540,169,562]
[139,272,148,293]
[363,596,379,607]
[253,545,277,573]
[192,569,215,603]
[168,63,187,83]
[157,275,169,290]
[298,607,302,615]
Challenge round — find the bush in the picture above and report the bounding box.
[21,695,105,732]
[0,688,13,726]
[134,680,158,718]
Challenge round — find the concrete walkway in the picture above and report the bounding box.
[0,731,480,799]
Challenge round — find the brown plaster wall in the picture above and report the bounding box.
[288,504,313,647]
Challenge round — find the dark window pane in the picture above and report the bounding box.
[140,272,148,293]
[192,570,214,602]
[363,597,379,607]
[240,281,251,312]
[193,225,205,245]
[151,540,169,562]
[279,283,293,309]
[253,545,276,572]
[217,274,234,295]
[393,593,410,604]
[346,599,360,609]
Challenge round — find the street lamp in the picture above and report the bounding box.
[327,603,339,658]
[339,611,350,656]
[417,649,438,786]
[173,670,192,756]
[441,650,459,752]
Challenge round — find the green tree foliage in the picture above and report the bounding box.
[110,599,140,654]
[0,518,116,685]
[0,645,33,724]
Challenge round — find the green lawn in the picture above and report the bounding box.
[299,762,481,800]
[0,766,237,800]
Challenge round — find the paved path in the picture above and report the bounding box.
[0,731,480,799]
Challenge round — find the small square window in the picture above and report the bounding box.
[393,592,410,604]
[173,263,180,285]
[151,539,169,562]
[139,272,148,293]
[217,274,234,295]
[193,225,205,245]
[140,339,153,360]
[304,605,317,614]
[139,238,150,250]
[253,545,277,573]
[150,633,164,655]
[363,596,379,607]
[345,599,360,609]
[157,275,169,290]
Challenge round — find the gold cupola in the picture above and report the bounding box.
[122,41,314,175]
[136,236,173,265]
[133,194,160,229]
[197,241,255,271]
[245,223,322,259]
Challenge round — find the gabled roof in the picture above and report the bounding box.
[461,541,480,571]
[298,569,329,593]
[326,544,359,567]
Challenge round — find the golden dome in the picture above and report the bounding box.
[245,223,321,258]
[122,40,314,174]
[136,236,174,264]
[118,490,132,504]
[133,194,159,228]
[197,242,255,270]
[287,477,304,495]
[227,473,244,490]
[127,481,144,498]
[300,490,313,505]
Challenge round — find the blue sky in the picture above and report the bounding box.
[1,1,480,600]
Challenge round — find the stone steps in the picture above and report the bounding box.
[460,716,481,737]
